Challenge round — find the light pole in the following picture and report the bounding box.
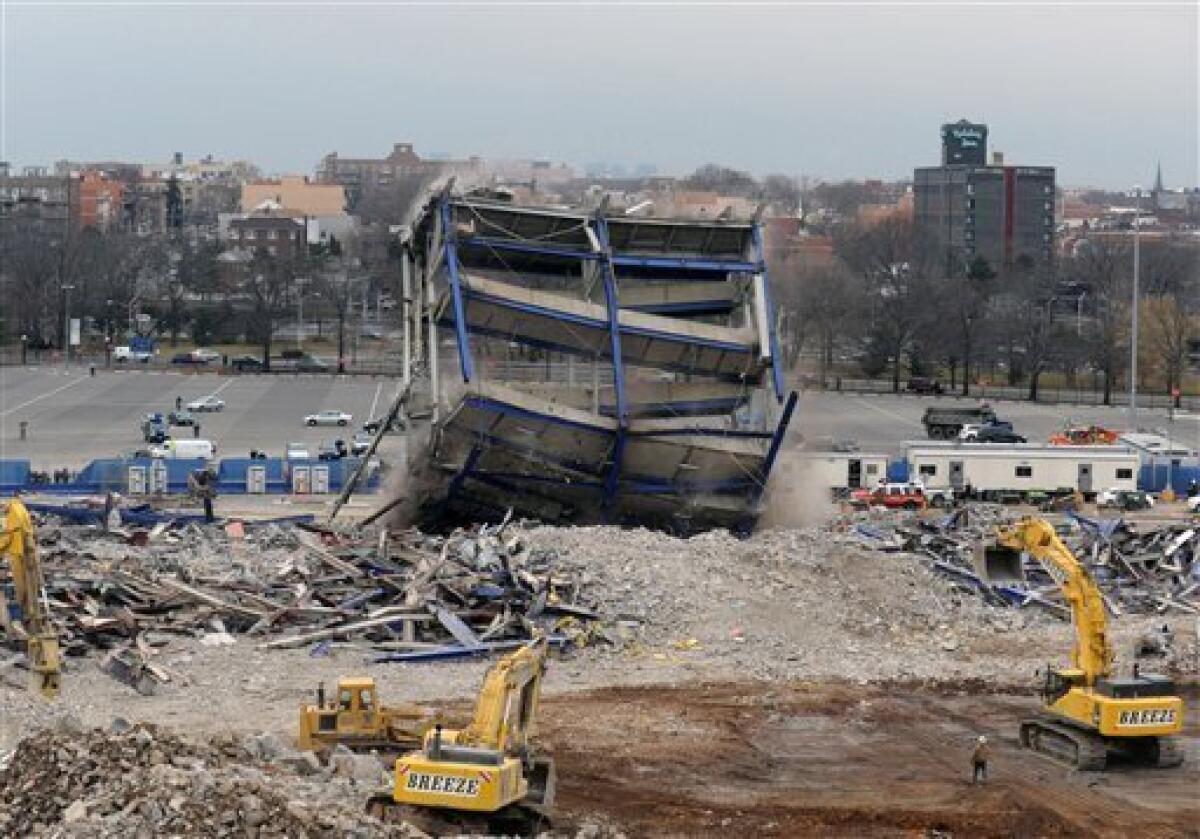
[62,283,76,371]
[1129,186,1141,430]
[20,334,27,365]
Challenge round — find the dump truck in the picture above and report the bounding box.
[922,404,998,439]
[298,677,441,755]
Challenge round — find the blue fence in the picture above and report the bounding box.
[1,455,380,497]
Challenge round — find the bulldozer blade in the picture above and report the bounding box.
[974,543,1026,584]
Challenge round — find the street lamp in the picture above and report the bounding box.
[62,283,76,371]
[1129,186,1141,430]
[20,334,27,365]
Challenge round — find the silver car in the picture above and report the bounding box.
[304,410,352,427]
[187,395,226,412]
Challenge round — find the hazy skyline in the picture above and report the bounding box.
[3,1,1197,189]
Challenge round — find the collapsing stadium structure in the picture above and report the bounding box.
[395,190,797,533]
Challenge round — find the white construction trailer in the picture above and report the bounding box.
[797,452,890,497]
[905,443,1139,499]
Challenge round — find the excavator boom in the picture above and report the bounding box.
[2,496,61,700]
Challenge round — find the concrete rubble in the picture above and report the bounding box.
[0,722,423,838]
[1,508,618,692]
[849,506,1200,619]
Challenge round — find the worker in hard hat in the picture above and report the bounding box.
[971,735,990,784]
[0,490,35,616]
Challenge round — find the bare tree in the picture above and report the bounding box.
[244,252,294,371]
[1068,240,1130,405]
[1140,295,1195,406]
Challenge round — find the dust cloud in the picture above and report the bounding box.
[760,446,838,529]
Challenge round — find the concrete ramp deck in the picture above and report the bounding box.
[437,274,765,379]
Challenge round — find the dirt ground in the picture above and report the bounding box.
[542,681,1200,839]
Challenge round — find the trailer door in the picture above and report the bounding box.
[1078,462,1093,493]
[247,465,266,494]
[949,460,964,489]
[127,466,147,495]
[848,459,862,489]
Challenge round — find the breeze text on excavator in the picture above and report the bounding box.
[978,517,1183,770]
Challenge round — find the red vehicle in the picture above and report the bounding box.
[851,482,928,510]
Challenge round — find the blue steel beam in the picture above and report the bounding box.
[440,200,475,382]
[751,222,786,402]
[752,390,798,502]
[594,215,628,510]
[454,234,761,275]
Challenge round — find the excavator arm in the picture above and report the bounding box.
[1,499,61,699]
[452,634,548,754]
[980,517,1112,683]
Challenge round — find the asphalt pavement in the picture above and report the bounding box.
[1,367,1196,472]
[0,367,396,470]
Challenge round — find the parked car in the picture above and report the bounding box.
[850,482,928,510]
[113,346,152,363]
[150,439,217,460]
[305,410,351,427]
[295,355,330,373]
[1097,488,1155,510]
[230,355,264,372]
[958,420,1015,441]
[192,348,221,363]
[350,432,373,456]
[906,377,944,395]
[186,395,226,412]
[168,410,196,427]
[285,441,310,461]
[171,352,205,366]
[363,416,405,434]
[973,426,1027,444]
[317,440,348,461]
[141,414,169,444]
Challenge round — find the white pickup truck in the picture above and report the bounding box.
[113,346,152,363]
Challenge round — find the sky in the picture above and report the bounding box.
[2,1,1196,189]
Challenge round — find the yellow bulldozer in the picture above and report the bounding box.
[298,677,441,755]
[366,636,556,836]
[978,518,1184,770]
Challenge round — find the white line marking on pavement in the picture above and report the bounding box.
[368,383,383,421]
[203,379,235,400]
[0,376,89,418]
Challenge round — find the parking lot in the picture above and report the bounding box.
[795,390,1196,452]
[0,368,400,470]
[1,368,1196,472]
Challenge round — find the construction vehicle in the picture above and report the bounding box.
[0,495,61,699]
[298,677,441,755]
[922,404,998,439]
[366,636,555,835]
[977,518,1183,770]
[1049,424,1120,446]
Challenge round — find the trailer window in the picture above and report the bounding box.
[865,464,878,475]
[1116,468,1133,480]
[1015,466,1032,478]
[918,465,937,477]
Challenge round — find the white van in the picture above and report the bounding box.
[150,439,217,460]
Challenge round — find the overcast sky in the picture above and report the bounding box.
[3,1,1196,189]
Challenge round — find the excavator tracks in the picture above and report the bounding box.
[365,796,548,837]
[1020,718,1108,771]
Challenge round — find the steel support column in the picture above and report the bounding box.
[594,215,628,509]
[440,200,475,382]
[751,223,786,402]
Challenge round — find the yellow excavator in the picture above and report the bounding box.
[978,517,1183,770]
[0,493,61,699]
[366,636,556,835]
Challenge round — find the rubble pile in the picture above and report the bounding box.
[12,511,612,689]
[855,507,1200,618]
[0,723,418,838]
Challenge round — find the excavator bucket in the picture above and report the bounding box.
[974,542,1026,584]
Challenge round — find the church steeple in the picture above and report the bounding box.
[1153,161,1164,193]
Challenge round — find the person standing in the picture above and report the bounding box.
[972,735,990,784]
